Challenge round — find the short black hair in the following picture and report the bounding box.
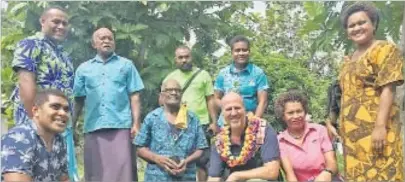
[274,90,309,121]
[40,5,68,19]
[229,35,250,50]
[34,89,68,107]
[175,45,191,51]
[340,2,380,32]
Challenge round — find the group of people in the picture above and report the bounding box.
[1,2,404,182]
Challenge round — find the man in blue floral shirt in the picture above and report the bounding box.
[1,89,70,182]
[134,79,208,181]
[10,6,78,181]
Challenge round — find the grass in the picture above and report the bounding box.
[76,148,346,181]
[337,153,345,176]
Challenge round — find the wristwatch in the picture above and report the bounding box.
[323,168,334,175]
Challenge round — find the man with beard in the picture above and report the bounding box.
[9,6,78,181]
[163,45,218,181]
[135,79,208,181]
[1,89,70,182]
[214,35,269,128]
[73,27,144,182]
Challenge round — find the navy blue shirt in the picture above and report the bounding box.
[208,126,279,178]
[1,122,68,181]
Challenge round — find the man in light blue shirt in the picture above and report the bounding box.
[214,35,269,127]
[72,27,144,182]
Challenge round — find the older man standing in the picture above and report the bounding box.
[10,6,78,181]
[73,27,144,182]
[163,45,218,181]
[135,79,208,181]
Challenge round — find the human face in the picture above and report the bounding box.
[175,48,193,71]
[222,98,246,129]
[231,41,250,66]
[40,9,69,43]
[282,102,306,131]
[32,95,70,134]
[161,81,182,107]
[346,11,375,46]
[92,28,116,57]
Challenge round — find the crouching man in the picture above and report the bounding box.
[134,79,208,181]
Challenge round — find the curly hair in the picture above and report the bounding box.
[340,2,380,32]
[274,90,309,121]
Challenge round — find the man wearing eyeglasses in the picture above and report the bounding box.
[135,79,208,181]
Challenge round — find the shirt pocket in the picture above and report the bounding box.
[110,66,127,86]
[239,80,256,98]
[86,71,101,89]
[177,131,196,153]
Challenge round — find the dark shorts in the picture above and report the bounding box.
[196,124,212,170]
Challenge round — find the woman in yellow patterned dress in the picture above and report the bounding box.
[338,2,404,181]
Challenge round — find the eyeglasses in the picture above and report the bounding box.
[162,88,182,94]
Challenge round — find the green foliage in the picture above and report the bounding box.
[301,1,404,55]
[1,1,251,123]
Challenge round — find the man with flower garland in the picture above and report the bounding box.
[207,92,280,181]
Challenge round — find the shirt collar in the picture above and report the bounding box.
[35,32,64,51]
[28,120,42,138]
[29,120,62,142]
[279,122,317,143]
[92,52,118,63]
[230,62,252,74]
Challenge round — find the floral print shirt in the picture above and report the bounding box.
[1,122,68,181]
[10,32,74,126]
[134,107,208,181]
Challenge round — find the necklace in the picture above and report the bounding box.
[288,130,304,139]
[215,112,262,167]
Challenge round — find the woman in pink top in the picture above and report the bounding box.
[274,90,341,182]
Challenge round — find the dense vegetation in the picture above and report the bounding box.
[2,1,404,161]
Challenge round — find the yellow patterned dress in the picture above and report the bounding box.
[339,41,404,181]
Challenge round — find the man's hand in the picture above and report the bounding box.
[173,160,187,175]
[208,123,219,135]
[371,126,387,154]
[314,171,332,182]
[154,155,178,175]
[130,124,140,138]
[226,172,241,182]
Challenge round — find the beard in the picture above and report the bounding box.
[178,63,193,71]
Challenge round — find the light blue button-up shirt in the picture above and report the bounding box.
[214,62,269,112]
[73,53,144,133]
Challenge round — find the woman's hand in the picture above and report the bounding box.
[371,126,387,154]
